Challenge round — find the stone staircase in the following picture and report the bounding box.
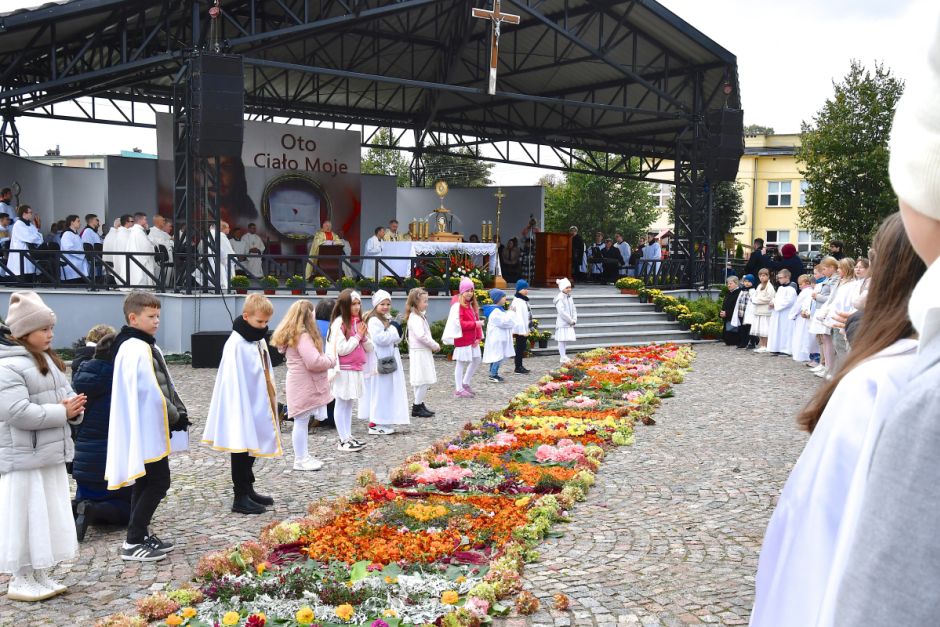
[521,285,692,355]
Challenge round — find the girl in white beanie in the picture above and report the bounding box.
[0,291,86,602]
[362,290,410,435]
[553,277,578,363]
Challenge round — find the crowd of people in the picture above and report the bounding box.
[567,226,664,284]
[718,252,869,379]
[0,267,592,600]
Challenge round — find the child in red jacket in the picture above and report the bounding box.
[442,277,483,398]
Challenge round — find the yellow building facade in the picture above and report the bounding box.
[646,133,822,255]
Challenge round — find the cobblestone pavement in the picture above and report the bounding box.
[0,354,558,625]
[0,344,816,626]
[500,344,817,627]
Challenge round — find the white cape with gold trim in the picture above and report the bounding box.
[105,338,174,489]
[201,331,283,457]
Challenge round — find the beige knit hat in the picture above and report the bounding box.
[889,16,940,220]
[6,291,56,338]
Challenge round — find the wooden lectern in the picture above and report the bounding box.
[317,244,346,280]
[535,232,572,287]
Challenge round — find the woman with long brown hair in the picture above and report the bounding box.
[750,213,926,627]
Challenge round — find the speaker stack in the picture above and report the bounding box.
[192,54,245,157]
[705,108,744,182]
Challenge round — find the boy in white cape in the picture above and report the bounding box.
[202,294,282,515]
[790,274,817,363]
[766,269,796,355]
[482,289,516,383]
[105,291,189,562]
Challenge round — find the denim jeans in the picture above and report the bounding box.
[489,360,501,377]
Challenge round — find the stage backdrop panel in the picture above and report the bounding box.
[394,186,544,244]
[0,152,106,224]
[157,114,361,257]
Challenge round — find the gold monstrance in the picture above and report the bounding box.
[428,180,462,242]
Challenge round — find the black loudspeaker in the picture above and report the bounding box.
[190,331,285,369]
[193,54,245,158]
[706,108,744,182]
[191,331,229,368]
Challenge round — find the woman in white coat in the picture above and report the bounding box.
[750,214,923,627]
[553,278,577,363]
[363,290,410,435]
[405,288,439,418]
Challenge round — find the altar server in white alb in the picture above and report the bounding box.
[59,214,89,282]
[362,226,385,280]
[405,287,439,418]
[0,292,85,601]
[482,289,516,383]
[553,277,578,363]
[766,269,798,355]
[509,279,532,374]
[790,274,817,364]
[8,205,43,277]
[102,215,128,282]
[363,290,410,435]
[105,291,189,563]
[202,294,281,515]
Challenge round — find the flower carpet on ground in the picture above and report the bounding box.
[96,344,693,627]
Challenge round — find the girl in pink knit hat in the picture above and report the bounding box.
[442,277,483,397]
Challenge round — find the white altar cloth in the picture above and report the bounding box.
[374,242,500,278]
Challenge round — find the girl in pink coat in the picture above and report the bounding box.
[272,300,336,471]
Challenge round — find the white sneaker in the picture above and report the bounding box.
[32,569,66,596]
[337,439,365,452]
[293,456,324,471]
[6,572,56,602]
[560,356,572,364]
[811,364,826,374]
[753,347,767,353]
[814,369,827,378]
[368,425,396,435]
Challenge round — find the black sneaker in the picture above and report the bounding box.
[120,541,168,562]
[514,368,531,374]
[145,534,174,553]
[488,375,501,383]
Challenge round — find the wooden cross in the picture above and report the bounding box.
[472,0,520,95]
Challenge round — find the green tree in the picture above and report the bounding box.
[712,180,745,238]
[422,147,494,187]
[543,152,659,245]
[361,128,411,187]
[744,124,775,136]
[797,60,904,255]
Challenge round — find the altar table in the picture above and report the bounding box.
[373,241,501,278]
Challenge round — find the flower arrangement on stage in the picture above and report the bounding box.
[100,344,693,627]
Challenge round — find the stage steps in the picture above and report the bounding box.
[518,286,693,355]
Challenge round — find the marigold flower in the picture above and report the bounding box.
[165,615,183,626]
[455,575,467,584]
[256,561,267,575]
[222,611,241,626]
[295,607,315,625]
[441,590,460,604]
[383,609,398,617]
[335,603,355,621]
[180,607,197,619]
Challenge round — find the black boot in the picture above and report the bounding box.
[248,488,274,506]
[420,403,435,417]
[412,404,434,418]
[75,500,91,542]
[232,494,266,514]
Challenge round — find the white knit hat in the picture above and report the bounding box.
[371,289,392,308]
[556,277,572,291]
[6,291,56,338]
[889,16,940,220]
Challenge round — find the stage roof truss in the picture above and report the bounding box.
[0,0,740,182]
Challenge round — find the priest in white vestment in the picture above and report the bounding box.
[103,215,133,283]
[148,214,174,254]
[206,222,236,290]
[362,226,385,280]
[240,222,265,278]
[125,213,156,287]
[8,206,43,276]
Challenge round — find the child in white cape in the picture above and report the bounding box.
[553,278,577,363]
[363,290,410,435]
[482,289,516,383]
[405,288,439,418]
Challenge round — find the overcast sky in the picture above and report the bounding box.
[6,0,940,184]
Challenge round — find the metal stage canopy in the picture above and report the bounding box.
[0,0,743,289]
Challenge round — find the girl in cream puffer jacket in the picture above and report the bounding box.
[0,291,86,602]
